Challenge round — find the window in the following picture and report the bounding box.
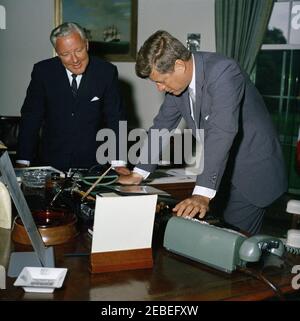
[0,5,6,30]
[254,0,300,193]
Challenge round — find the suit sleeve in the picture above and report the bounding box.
[17,64,46,162]
[195,61,245,190]
[135,94,182,173]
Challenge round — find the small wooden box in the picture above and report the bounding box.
[90,248,153,273]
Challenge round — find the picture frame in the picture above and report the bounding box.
[55,0,138,62]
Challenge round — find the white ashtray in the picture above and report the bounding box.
[14,267,68,293]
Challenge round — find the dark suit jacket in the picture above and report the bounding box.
[137,52,287,207]
[17,56,126,171]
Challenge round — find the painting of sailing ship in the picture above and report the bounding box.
[103,25,121,42]
[56,0,137,61]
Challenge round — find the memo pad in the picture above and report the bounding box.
[90,194,157,273]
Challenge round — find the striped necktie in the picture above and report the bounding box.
[71,74,78,97]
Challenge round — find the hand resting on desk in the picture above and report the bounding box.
[173,195,210,219]
[113,166,131,176]
[117,171,144,185]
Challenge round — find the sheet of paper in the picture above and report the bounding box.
[147,168,196,185]
[91,194,157,253]
[110,185,170,196]
[99,192,120,197]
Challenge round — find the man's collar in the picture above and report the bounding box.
[66,68,82,77]
[189,54,196,93]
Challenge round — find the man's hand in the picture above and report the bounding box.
[113,166,131,176]
[172,195,210,219]
[117,172,144,185]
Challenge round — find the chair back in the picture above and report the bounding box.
[0,116,21,163]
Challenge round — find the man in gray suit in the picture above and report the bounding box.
[118,30,287,234]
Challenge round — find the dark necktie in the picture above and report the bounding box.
[189,88,201,141]
[71,74,78,97]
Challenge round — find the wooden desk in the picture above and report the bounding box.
[1,179,299,301]
[1,227,300,301]
[151,182,195,201]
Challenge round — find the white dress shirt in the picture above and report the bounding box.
[65,68,83,87]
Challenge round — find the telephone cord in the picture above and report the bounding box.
[238,267,285,301]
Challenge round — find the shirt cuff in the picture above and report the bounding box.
[16,160,30,166]
[192,185,216,199]
[132,167,151,180]
[111,160,127,168]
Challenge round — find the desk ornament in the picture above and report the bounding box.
[12,208,79,246]
[0,151,54,278]
[12,170,79,246]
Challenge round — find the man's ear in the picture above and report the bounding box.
[174,59,186,73]
[86,40,89,51]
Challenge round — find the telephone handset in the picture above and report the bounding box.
[239,235,284,262]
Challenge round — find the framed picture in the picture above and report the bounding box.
[55,0,138,62]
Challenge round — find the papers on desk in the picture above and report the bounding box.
[147,168,197,185]
[110,185,170,196]
[91,194,157,253]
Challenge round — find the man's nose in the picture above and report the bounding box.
[71,52,79,63]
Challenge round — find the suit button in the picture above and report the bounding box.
[71,112,74,116]
[210,174,217,183]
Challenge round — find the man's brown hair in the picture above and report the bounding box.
[135,30,191,78]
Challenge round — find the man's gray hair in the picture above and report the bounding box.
[50,22,87,47]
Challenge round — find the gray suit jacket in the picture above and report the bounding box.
[137,52,287,207]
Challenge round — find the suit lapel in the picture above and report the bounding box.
[193,53,205,128]
[77,65,90,98]
[180,90,197,132]
[55,59,76,107]
[57,60,73,94]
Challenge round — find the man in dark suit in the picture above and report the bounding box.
[17,22,129,173]
[118,30,287,234]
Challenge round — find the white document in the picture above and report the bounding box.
[91,194,157,253]
[148,168,197,185]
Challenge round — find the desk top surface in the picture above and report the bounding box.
[1,228,299,301]
[1,176,299,301]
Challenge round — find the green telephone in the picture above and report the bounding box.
[163,216,284,273]
[239,235,284,262]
